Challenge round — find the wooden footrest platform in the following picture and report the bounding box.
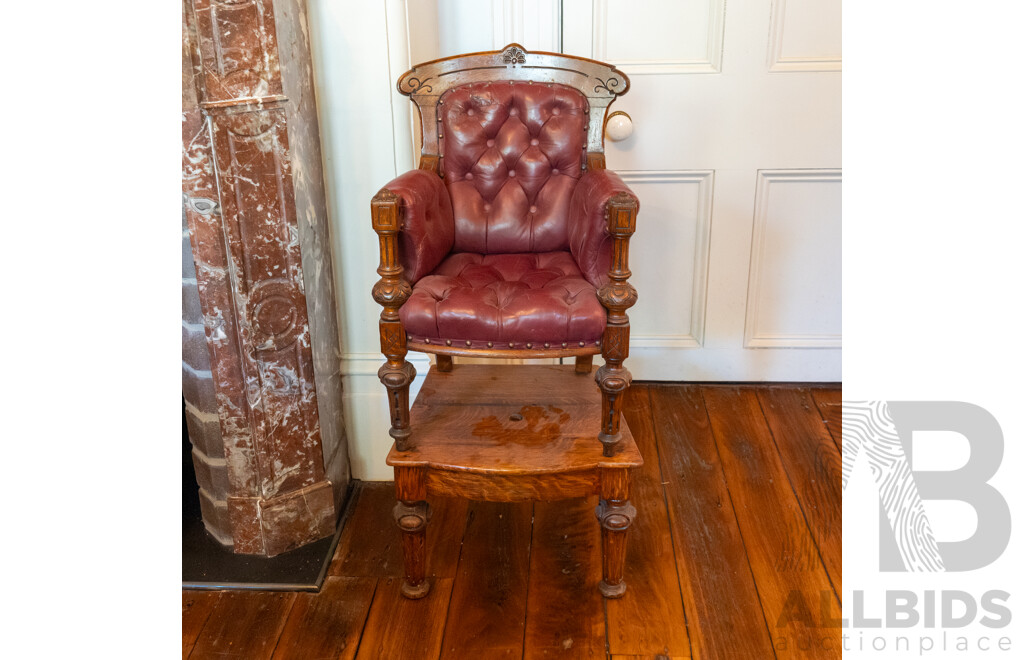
[387,364,642,501]
[386,364,642,599]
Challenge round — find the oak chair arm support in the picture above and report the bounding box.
[568,166,640,289]
[371,188,420,451]
[593,186,639,457]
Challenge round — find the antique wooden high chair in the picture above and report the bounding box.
[371,44,641,599]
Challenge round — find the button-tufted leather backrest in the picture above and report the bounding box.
[440,81,588,254]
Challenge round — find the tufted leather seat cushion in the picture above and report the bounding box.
[400,252,606,348]
[440,81,588,254]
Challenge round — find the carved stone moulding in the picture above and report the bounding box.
[190,0,284,104]
[246,279,304,352]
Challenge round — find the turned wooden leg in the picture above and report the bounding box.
[575,354,593,374]
[597,468,635,598]
[436,355,454,372]
[379,361,415,451]
[596,361,631,456]
[394,467,430,599]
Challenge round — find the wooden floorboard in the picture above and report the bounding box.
[183,383,842,660]
[329,482,468,580]
[811,388,842,452]
[272,577,376,660]
[188,590,296,660]
[606,385,691,658]
[328,483,403,577]
[757,388,843,598]
[524,497,606,659]
[354,577,454,660]
[440,500,533,659]
[182,591,220,659]
[649,385,777,660]
[424,496,471,578]
[702,386,841,659]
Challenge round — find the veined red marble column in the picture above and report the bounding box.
[181,0,348,556]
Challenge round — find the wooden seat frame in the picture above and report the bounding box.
[371,44,640,599]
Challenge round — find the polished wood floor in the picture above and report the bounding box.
[183,383,842,660]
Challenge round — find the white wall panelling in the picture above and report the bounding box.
[386,0,418,171]
[619,171,714,349]
[308,1,429,480]
[407,1,560,62]
[767,0,842,72]
[492,0,562,52]
[424,1,495,58]
[590,0,726,73]
[565,0,841,382]
[744,170,842,348]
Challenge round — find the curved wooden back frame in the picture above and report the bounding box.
[397,43,630,171]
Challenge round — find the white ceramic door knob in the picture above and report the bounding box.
[605,111,633,141]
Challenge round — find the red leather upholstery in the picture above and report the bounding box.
[400,252,606,348]
[382,169,454,284]
[568,169,639,287]
[382,81,639,347]
[440,82,588,254]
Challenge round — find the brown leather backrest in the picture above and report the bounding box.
[439,81,588,254]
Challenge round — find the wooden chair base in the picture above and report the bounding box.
[387,364,643,599]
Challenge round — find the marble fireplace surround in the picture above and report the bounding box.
[181,0,348,556]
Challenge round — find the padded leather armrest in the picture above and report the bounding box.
[568,169,639,287]
[381,169,455,284]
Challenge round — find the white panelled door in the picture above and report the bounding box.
[563,0,842,381]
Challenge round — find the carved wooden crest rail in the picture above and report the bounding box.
[397,43,630,159]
